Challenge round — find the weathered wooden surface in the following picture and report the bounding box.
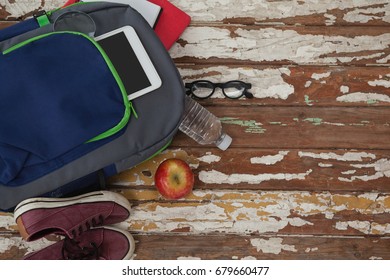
[0,0,390,260]
[176,0,390,26]
[170,107,390,149]
[179,66,390,107]
[173,25,390,66]
[1,233,390,260]
[109,148,390,192]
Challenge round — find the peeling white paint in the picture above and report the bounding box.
[340,85,350,94]
[369,256,384,260]
[339,159,390,182]
[358,193,380,201]
[337,92,390,103]
[325,212,335,219]
[335,221,371,234]
[177,256,202,260]
[305,81,312,88]
[368,79,390,88]
[338,52,385,63]
[241,256,257,260]
[378,54,390,64]
[371,223,390,233]
[334,221,349,231]
[266,84,295,100]
[338,174,382,182]
[305,247,319,253]
[126,190,390,235]
[322,121,346,127]
[250,151,289,165]
[172,0,390,24]
[231,202,244,207]
[198,153,221,164]
[324,13,337,26]
[341,170,357,175]
[351,163,377,168]
[343,6,390,24]
[298,151,376,162]
[298,201,328,216]
[133,174,146,186]
[179,66,294,100]
[0,214,16,231]
[0,237,57,256]
[250,238,297,254]
[318,163,333,167]
[171,27,390,65]
[311,72,331,80]
[376,159,390,176]
[198,169,312,185]
[129,198,314,234]
[289,217,313,227]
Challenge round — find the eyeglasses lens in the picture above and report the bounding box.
[224,82,245,98]
[192,82,214,98]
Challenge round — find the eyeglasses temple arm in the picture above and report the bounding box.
[244,91,254,99]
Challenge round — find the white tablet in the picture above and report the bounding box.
[95,26,162,100]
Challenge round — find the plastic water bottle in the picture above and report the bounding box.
[179,95,232,150]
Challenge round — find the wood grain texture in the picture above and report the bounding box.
[2,188,389,237]
[0,0,389,260]
[112,190,390,236]
[1,233,389,260]
[172,25,390,66]
[171,107,390,149]
[179,65,390,107]
[109,148,390,192]
[172,0,390,26]
[133,235,390,260]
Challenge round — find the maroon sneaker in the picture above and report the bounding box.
[14,191,131,241]
[23,226,135,260]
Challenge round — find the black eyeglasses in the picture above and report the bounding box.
[185,80,253,99]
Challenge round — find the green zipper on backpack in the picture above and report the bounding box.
[3,31,133,143]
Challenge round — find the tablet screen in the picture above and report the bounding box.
[98,32,152,96]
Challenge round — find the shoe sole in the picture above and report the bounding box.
[13,190,131,221]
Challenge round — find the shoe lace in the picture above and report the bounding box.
[61,236,99,260]
[70,215,104,238]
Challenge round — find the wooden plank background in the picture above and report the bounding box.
[0,0,389,260]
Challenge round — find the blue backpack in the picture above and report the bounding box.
[0,2,185,210]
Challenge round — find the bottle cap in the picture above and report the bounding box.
[217,134,232,151]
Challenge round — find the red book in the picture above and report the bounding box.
[147,0,191,49]
[62,0,191,50]
[63,0,76,6]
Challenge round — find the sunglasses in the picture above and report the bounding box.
[185,80,253,99]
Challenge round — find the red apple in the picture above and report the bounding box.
[154,158,194,199]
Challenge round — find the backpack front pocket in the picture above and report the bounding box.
[0,32,131,184]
